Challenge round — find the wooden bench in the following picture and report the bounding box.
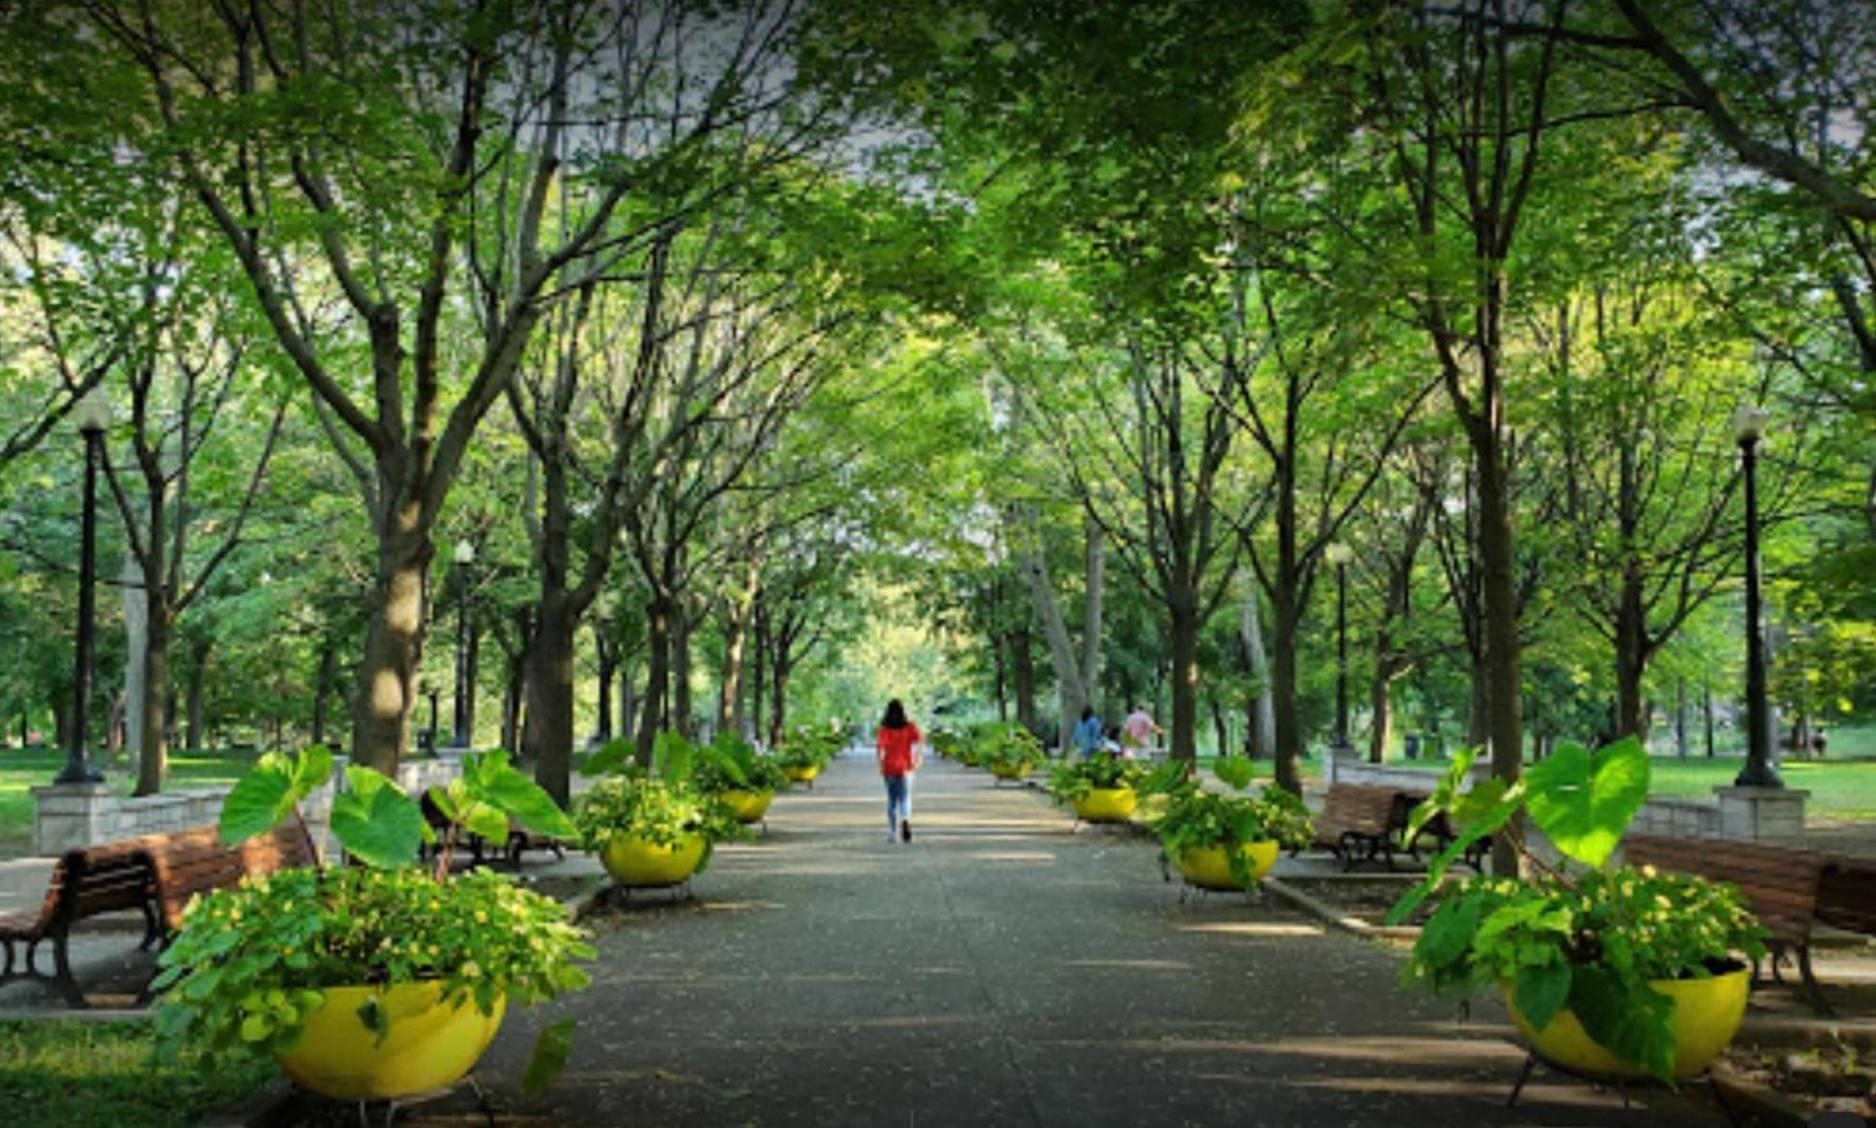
[0,841,160,1007]
[1623,834,1837,1013]
[145,822,319,935]
[1311,784,1405,871]
[1392,790,1493,872]
[0,821,317,1008]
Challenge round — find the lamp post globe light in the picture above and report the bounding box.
[1326,541,1355,756]
[1731,404,1781,789]
[57,389,112,785]
[452,539,475,750]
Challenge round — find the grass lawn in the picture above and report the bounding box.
[0,1018,275,1128]
[0,749,256,858]
[1644,757,1876,822]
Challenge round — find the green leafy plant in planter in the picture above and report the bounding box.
[1385,737,1766,1083]
[153,747,589,1100]
[775,725,841,777]
[1150,758,1315,888]
[576,731,746,880]
[977,722,1045,779]
[692,732,789,795]
[1046,753,1177,804]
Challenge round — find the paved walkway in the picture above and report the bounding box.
[288,753,1721,1127]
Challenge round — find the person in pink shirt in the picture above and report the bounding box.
[875,699,923,843]
[1123,703,1162,753]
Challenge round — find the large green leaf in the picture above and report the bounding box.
[330,766,424,868]
[219,747,335,846]
[1213,755,1253,790]
[1513,961,1572,1034]
[522,1019,576,1098]
[652,729,695,783]
[1414,895,1481,972]
[479,765,577,839]
[581,738,634,777]
[220,757,294,845]
[1523,737,1650,869]
[1566,964,1677,1084]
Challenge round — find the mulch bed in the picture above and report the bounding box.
[1723,1040,1876,1121]
[1280,877,1435,928]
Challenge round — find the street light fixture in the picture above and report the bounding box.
[57,389,111,784]
[1731,405,1781,789]
[452,539,475,750]
[1326,541,1355,756]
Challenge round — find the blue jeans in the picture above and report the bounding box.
[884,773,911,831]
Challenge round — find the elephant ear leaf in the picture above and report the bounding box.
[465,752,576,840]
[1213,756,1254,791]
[330,766,425,868]
[221,747,333,845]
[582,739,633,777]
[1523,736,1649,869]
[522,1019,576,1098]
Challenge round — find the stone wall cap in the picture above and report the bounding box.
[31,782,113,797]
[1715,786,1812,799]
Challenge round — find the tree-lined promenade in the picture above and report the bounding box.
[2,2,1875,1117]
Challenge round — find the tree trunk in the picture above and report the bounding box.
[1703,683,1715,757]
[185,641,209,752]
[1474,428,1524,874]
[751,601,767,745]
[1369,657,1397,765]
[1613,567,1649,742]
[311,639,338,746]
[50,683,73,753]
[1167,592,1199,764]
[635,596,670,765]
[1011,625,1039,738]
[350,524,432,772]
[525,593,577,807]
[1466,651,1490,750]
[1209,697,1229,760]
[672,604,693,739]
[993,631,1009,722]
[1239,584,1275,760]
[770,656,791,748]
[594,631,616,743]
[134,602,171,795]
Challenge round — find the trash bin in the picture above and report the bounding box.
[1404,733,1421,760]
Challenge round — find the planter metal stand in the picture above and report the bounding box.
[598,878,695,908]
[1507,1050,1739,1125]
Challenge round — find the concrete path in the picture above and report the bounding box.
[289,753,1722,1127]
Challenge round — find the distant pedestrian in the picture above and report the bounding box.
[875,698,924,843]
[1123,702,1162,753]
[1072,705,1103,758]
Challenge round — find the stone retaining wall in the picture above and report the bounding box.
[33,755,464,855]
[1324,757,1809,843]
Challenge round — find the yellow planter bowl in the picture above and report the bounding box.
[276,982,505,1101]
[991,763,1034,781]
[783,763,821,784]
[601,832,707,887]
[1072,787,1137,822]
[1174,840,1280,890]
[1503,964,1750,1079]
[721,788,774,824]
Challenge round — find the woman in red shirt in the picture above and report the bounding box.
[875,699,923,843]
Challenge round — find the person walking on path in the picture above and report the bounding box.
[875,699,923,843]
[1071,705,1103,758]
[1122,702,1162,754]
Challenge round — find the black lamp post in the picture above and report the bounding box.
[1326,541,1354,754]
[1732,405,1782,789]
[452,539,474,749]
[56,390,110,784]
